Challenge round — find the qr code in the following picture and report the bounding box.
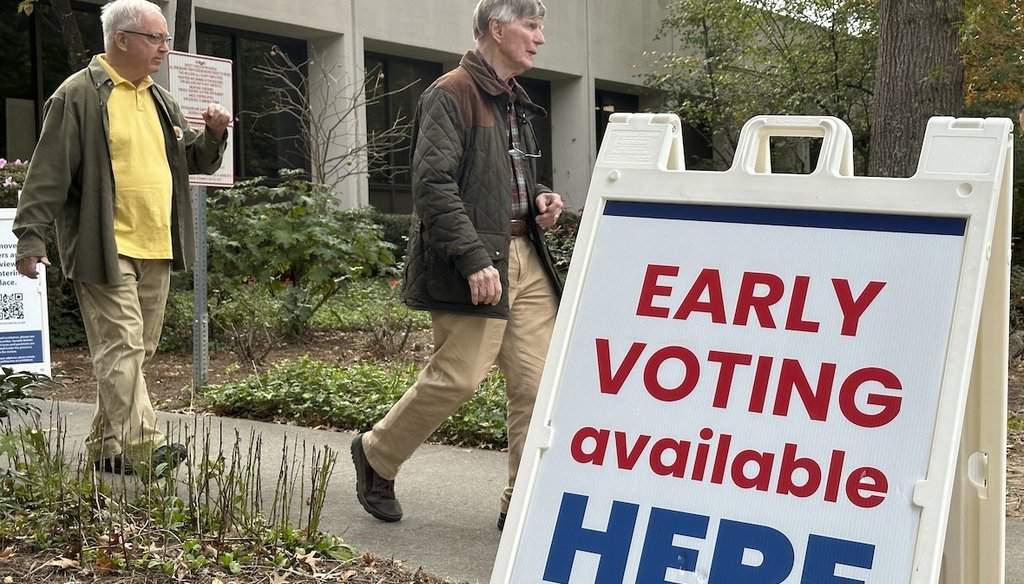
[0,293,24,320]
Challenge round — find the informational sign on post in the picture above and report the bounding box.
[154,50,235,390]
[154,51,234,187]
[492,115,1011,583]
[0,209,49,376]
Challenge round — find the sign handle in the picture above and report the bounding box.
[733,115,855,177]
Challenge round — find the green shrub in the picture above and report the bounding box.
[203,356,508,448]
[370,211,412,265]
[546,209,582,279]
[205,171,398,357]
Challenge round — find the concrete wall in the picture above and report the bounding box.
[176,0,671,209]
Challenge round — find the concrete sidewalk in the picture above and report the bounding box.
[13,401,1024,583]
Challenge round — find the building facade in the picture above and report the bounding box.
[1,0,680,210]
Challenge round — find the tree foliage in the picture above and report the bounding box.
[642,0,877,170]
[960,0,1024,114]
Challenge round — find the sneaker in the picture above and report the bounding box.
[93,453,134,475]
[351,433,403,522]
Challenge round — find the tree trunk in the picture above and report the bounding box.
[51,0,88,70]
[173,0,193,52]
[868,0,963,177]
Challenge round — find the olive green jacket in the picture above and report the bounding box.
[13,55,226,284]
[401,51,563,318]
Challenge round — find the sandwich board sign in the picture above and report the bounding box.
[0,208,49,376]
[491,114,1011,584]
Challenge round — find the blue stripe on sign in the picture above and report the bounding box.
[603,201,967,236]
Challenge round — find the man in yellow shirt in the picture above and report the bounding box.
[13,0,230,475]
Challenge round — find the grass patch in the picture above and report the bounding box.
[202,357,508,448]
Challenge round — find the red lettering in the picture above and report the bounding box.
[731,449,775,491]
[833,279,886,336]
[733,271,784,328]
[708,350,753,409]
[773,359,837,422]
[615,431,650,470]
[785,275,820,332]
[846,467,888,508]
[643,346,700,402]
[673,268,727,323]
[839,367,902,428]
[776,442,822,497]
[636,264,678,318]
[596,338,646,395]
[571,426,609,465]
[650,438,689,477]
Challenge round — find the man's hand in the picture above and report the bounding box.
[468,265,502,306]
[535,192,564,229]
[16,256,50,279]
[202,103,232,137]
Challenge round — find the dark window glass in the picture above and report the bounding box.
[197,26,307,180]
[0,0,103,158]
[365,52,441,213]
[595,89,639,155]
[517,77,552,188]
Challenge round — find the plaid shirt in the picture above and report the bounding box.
[476,51,529,220]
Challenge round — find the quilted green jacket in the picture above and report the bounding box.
[401,51,563,318]
[13,55,226,284]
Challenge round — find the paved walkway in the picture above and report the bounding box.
[12,401,1024,583]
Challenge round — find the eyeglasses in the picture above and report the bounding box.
[121,30,172,46]
[508,146,542,159]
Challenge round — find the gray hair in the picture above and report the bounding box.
[100,0,164,50]
[472,0,546,40]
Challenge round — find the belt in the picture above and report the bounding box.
[510,219,529,237]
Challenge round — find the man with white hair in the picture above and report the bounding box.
[13,0,231,476]
[351,0,563,530]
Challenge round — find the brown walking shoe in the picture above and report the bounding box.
[351,432,403,522]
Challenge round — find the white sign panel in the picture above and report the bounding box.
[0,209,49,376]
[493,115,1012,584]
[160,51,234,187]
[514,203,962,582]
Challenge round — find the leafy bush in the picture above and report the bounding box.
[371,211,412,265]
[203,356,509,448]
[0,158,27,207]
[546,209,582,279]
[205,172,398,359]
[1012,264,1024,331]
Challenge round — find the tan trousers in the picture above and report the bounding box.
[363,236,557,512]
[76,256,171,462]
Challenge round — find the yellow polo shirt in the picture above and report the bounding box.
[98,56,173,259]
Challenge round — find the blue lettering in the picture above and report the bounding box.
[801,534,875,583]
[636,507,709,583]
[543,492,639,584]
[709,519,794,583]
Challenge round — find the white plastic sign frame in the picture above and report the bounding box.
[492,114,1011,584]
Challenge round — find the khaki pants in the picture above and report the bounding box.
[363,236,557,512]
[76,256,171,462]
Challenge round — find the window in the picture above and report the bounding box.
[0,0,103,159]
[365,52,441,213]
[197,26,308,180]
[595,89,639,156]
[365,53,554,213]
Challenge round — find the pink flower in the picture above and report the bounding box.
[0,159,6,170]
